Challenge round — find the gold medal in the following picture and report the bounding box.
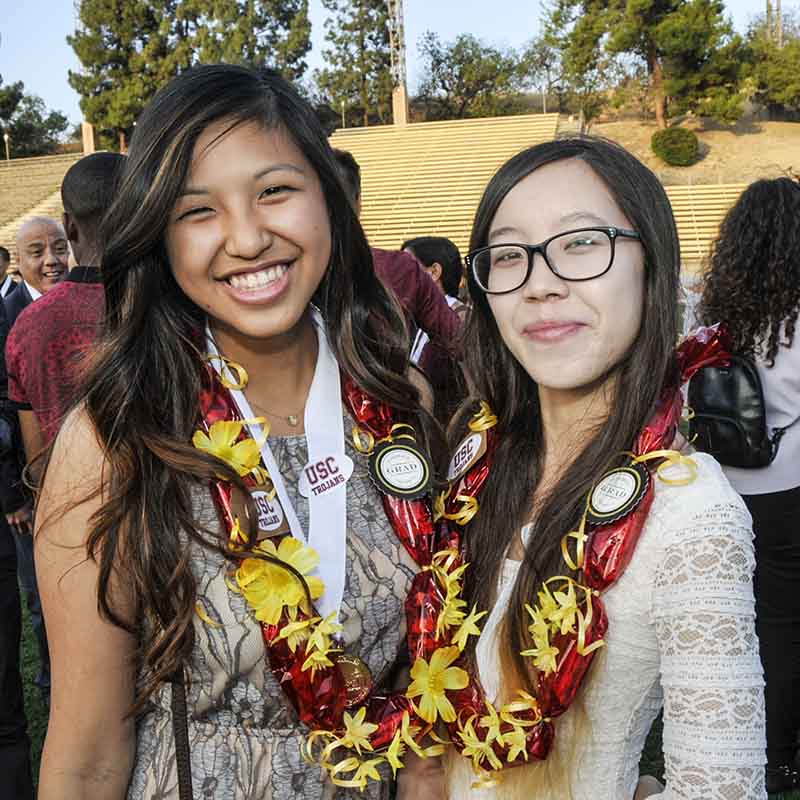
[336,654,374,707]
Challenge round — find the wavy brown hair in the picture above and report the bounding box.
[698,177,800,365]
[456,137,681,694]
[43,65,439,711]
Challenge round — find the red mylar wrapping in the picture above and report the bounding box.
[198,368,259,538]
[362,694,418,749]
[583,481,655,591]
[634,387,682,456]
[260,619,348,730]
[341,375,395,438]
[405,571,444,661]
[526,720,556,760]
[676,323,731,383]
[382,494,437,566]
[537,596,609,718]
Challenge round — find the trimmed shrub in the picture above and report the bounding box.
[651,127,699,166]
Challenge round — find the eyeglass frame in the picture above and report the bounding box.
[466,226,642,295]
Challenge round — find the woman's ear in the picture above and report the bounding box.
[429,262,443,284]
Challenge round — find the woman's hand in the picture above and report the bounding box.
[396,750,446,800]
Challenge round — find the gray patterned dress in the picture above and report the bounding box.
[127,410,418,799]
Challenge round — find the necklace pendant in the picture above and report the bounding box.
[287,414,299,427]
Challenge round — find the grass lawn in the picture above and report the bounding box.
[18,604,800,798]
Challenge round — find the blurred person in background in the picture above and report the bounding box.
[697,176,800,795]
[0,298,34,800]
[403,235,468,424]
[1,216,69,708]
[6,152,124,468]
[332,149,461,359]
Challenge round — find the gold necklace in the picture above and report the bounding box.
[248,397,304,427]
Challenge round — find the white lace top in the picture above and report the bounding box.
[446,453,766,800]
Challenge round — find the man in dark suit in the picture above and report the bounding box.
[2,216,68,706]
[5,217,68,327]
[0,298,34,799]
[0,247,14,299]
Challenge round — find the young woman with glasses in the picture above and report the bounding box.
[437,138,766,799]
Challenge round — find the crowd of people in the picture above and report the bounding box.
[0,63,797,800]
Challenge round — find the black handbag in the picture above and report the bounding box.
[171,669,194,800]
[688,354,787,469]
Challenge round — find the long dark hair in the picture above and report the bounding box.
[698,177,800,365]
[60,65,435,708]
[458,137,680,689]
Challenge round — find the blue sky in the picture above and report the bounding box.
[0,0,769,125]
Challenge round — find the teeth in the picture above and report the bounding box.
[228,264,288,291]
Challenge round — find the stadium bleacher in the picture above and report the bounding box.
[0,125,747,275]
[0,153,81,263]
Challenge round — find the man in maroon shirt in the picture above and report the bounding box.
[4,153,123,705]
[332,149,461,354]
[7,152,124,454]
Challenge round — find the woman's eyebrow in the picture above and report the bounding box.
[179,163,306,198]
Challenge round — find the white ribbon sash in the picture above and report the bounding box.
[206,310,349,624]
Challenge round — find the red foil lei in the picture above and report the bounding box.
[195,325,729,778]
[437,325,730,766]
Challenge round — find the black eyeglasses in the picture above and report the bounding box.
[466,227,642,295]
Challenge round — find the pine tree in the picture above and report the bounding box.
[606,0,745,128]
[315,0,392,127]
[180,0,311,81]
[544,0,620,131]
[69,0,312,150]
[68,0,173,151]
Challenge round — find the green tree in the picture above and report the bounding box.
[415,32,526,120]
[175,0,311,81]
[69,0,312,150]
[314,0,392,127]
[746,13,800,113]
[0,77,24,129]
[68,1,169,151]
[544,0,621,131]
[606,0,746,128]
[5,95,69,157]
[519,36,563,113]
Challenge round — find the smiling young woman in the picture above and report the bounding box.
[439,138,767,799]
[34,65,442,800]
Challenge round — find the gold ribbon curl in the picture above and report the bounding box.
[205,354,249,390]
[632,448,698,487]
[443,495,480,526]
[469,401,498,432]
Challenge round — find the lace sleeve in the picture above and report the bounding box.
[650,500,766,800]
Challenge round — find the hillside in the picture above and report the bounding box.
[592,119,798,185]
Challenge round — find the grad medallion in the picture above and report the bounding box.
[369,439,432,499]
[586,461,650,527]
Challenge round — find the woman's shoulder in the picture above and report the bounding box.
[648,451,752,545]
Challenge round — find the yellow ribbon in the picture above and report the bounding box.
[352,425,375,455]
[351,422,419,456]
[433,489,449,522]
[443,494,480,526]
[468,401,498,432]
[632,449,698,487]
[541,577,605,658]
[560,498,591,571]
[205,354,249,390]
[194,601,223,628]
